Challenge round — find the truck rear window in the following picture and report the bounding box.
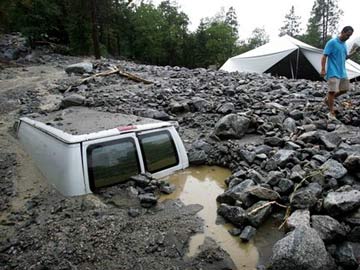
[138,130,178,173]
[87,138,140,189]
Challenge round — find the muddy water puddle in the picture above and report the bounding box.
[160,166,284,270]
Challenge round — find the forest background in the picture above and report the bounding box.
[1,0,359,67]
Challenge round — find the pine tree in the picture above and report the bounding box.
[279,6,301,37]
[304,0,343,47]
[225,7,238,36]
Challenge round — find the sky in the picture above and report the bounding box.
[151,0,358,42]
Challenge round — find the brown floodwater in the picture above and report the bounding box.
[160,165,284,270]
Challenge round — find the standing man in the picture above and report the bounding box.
[321,26,354,120]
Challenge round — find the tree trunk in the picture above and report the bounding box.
[91,0,101,59]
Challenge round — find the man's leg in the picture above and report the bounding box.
[327,78,339,117]
[335,78,350,97]
[327,92,336,116]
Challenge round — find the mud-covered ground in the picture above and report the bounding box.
[0,57,237,270]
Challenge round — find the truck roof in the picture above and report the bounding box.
[20,107,173,144]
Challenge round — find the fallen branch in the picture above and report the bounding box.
[247,201,287,216]
[66,66,153,92]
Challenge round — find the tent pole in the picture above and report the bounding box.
[295,48,300,79]
[290,58,294,79]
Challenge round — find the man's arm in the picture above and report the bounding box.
[320,55,327,78]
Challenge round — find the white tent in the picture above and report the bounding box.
[220,35,360,81]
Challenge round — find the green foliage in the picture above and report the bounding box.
[8,0,65,45]
[279,6,301,37]
[131,3,166,64]
[64,0,92,55]
[2,0,240,67]
[246,27,269,50]
[303,0,343,48]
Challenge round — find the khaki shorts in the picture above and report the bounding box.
[328,77,350,93]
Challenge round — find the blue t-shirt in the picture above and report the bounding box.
[323,37,348,79]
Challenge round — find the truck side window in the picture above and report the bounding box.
[138,130,179,173]
[87,138,140,190]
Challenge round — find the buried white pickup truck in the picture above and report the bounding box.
[15,107,189,196]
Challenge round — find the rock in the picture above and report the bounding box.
[239,226,257,242]
[139,193,158,208]
[343,154,360,172]
[159,183,176,194]
[246,201,272,227]
[65,62,93,74]
[277,178,294,194]
[60,94,85,108]
[247,186,280,201]
[188,150,207,165]
[214,114,250,139]
[290,182,322,210]
[286,209,310,231]
[217,102,235,114]
[324,189,360,216]
[320,159,347,179]
[131,174,151,188]
[319,131,342,150]
[217,204,247,227]
[216,179,255,205]
[271,149,296,168]
[334,242,358,270]
[283,117,296,132]
[270,226,336,270]
[311,215,347,243]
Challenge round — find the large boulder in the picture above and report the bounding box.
[270,226,336,270]
[214,114,250,139]
[65,62,93,74]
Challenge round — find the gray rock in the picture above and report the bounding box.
[248,186,280,201]
[334,242,358,270]
[214,114,250,139]
[217,179,255,205]
[246,200,272,227]
[139,193,158,208]
[319,131,342,150]
[270,226,336,270]
[240,226,257,242]
[239,149,256,164]
[283,117,296,132]
[191,97,209,112]
[217,204,247,227]
[65,62,93,74]
[311,215,347,243]
[320,159,347,179]
[61,94,85,108]
[343,154,360,172]
[324,190,360,215]
[272,149,296,167]
[217,102,235,114]
[290,182,322,210]
[286,209,310,230]
[159,183,176,194]
[277,178,294,194]
[188,150,207,165]
[131,174,151,188]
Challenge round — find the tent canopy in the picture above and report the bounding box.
[220,35,360,81]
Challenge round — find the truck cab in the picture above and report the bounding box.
[15,107,189,196]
